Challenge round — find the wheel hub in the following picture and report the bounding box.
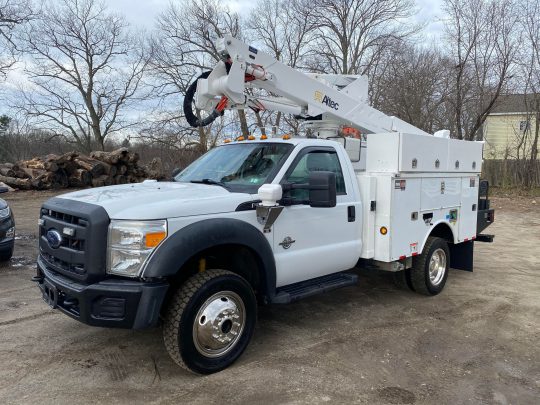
[429,248,447,286]
[193,291,245,358]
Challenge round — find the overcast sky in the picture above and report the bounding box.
[106,0,445,39]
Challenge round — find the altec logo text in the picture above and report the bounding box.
[314,91,339,110]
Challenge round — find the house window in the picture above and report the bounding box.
[519,120,530,132]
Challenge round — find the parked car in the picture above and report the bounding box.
[0,186,15,262]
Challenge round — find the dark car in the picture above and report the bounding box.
[0,186,15,262]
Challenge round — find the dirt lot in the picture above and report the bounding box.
[0,191,539,404]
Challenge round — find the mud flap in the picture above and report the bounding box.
[449,240,474,272]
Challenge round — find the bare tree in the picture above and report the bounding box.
[247,0,315,68]
[515,0,540,186]
[305,0,419,77]
[16,0,148,152]
[443,0,519,140]
[246,0,316,135]
[149,0,247,152]
[522,0,540,161]
[0,0,31,78]
[0,115,66,162]
[374,44,452,134]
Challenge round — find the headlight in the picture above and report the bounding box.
[107,220,167,277]
[0,206,10,219]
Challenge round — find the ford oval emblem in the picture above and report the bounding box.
[46,229,63,249]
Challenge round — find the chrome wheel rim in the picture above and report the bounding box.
[192,291,246,358]
[429,248,447,286]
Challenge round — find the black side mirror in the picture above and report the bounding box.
[0,187,8,194]
[308,171,336,208]
[281,171,337,207]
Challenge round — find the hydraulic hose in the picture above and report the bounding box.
[184,71,228,128]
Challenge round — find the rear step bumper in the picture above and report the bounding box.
[271,272,358,304]
[476,234,494,243]
[477,208,495,234]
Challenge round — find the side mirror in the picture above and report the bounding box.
[257,183,283,206]
[0,186,8,194]
[308,171,336,208]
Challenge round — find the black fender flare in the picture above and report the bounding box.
[142,218,277,300]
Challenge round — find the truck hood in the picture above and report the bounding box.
[58,181,255,220]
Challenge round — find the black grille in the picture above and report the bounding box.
[41,251,85,275]
[39,211,86,252]
[39,197,109,283]
[40,209,88,275]
[42,208,87,226]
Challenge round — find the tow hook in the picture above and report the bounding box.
[63,297,78,307]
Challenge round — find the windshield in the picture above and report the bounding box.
[175,142,294,193]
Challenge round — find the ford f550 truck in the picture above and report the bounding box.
[34,36,494,374]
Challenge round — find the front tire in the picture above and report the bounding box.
[163,269,257,374]
[410,237,450,296]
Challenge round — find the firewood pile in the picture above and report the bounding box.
[0,148,164,190]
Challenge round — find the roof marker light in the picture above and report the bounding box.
[224,139,231,144]
[282,134,291,140]
[248,135,256,140]
[237,136,245,141]
[260,135,268,140]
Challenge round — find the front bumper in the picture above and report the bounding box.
[0,237,14,253]
[35,256,169,329]
[0,214,15,253]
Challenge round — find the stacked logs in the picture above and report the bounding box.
[0,148,164,190]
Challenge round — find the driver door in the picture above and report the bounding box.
[272,146,360,287]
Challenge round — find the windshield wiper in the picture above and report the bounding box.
[190,179,229,189]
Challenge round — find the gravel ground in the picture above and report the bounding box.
[0,190,539,405]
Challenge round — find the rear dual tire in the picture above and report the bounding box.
[393,237,450,296]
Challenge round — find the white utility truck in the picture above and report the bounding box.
[34,36,494,374]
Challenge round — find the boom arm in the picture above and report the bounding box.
[193,36,430,137]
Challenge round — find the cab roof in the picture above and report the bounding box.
[223,137,342,147]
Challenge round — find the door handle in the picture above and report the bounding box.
[348,206,356,222]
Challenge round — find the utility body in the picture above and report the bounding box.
[34,36,494,374]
